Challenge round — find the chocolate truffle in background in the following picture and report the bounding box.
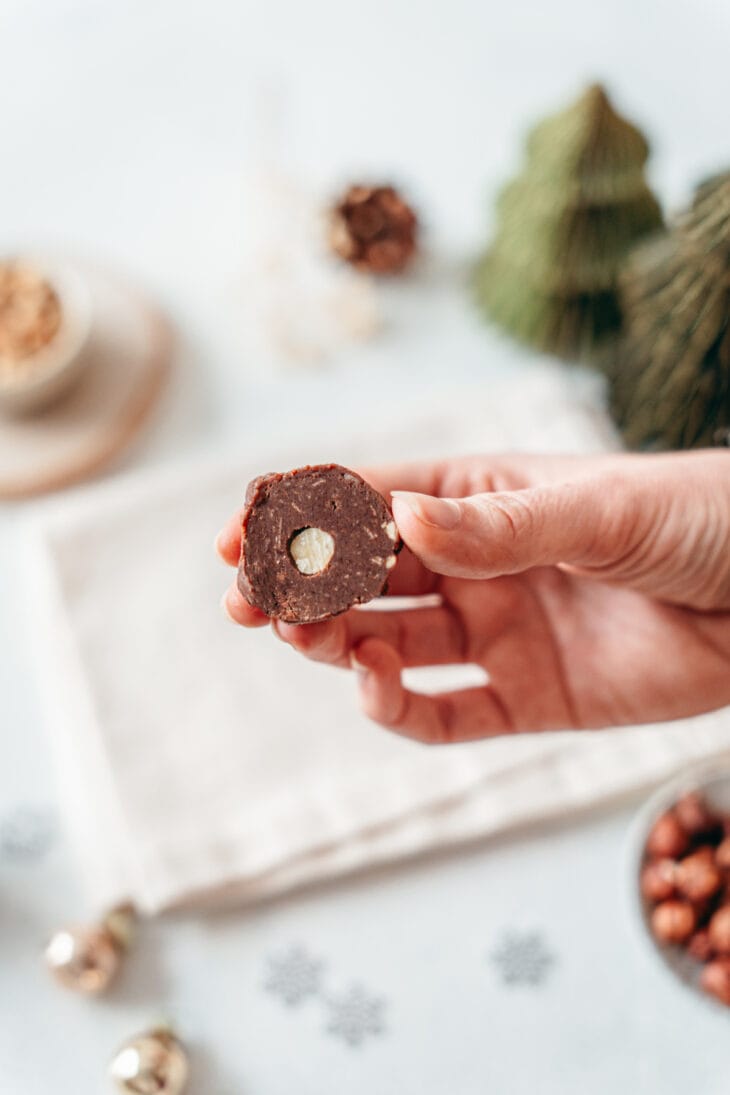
[329,185,418,275]
[238,464,401,624]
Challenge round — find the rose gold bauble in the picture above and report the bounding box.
[108,1029,189,1095]
[44,925,121,994]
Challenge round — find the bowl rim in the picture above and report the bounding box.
[626,751,730,1012]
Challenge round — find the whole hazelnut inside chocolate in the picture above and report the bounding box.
[640,859,676,903]
[646,812,689,860]
[708,906,730,955]
[675,849,722,903]
[650,899,696,945]
[701,958,730,1006]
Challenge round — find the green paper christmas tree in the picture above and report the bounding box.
[475,83,663,362]
[610,172,730,450]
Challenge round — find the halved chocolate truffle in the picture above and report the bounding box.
[237,464,401,623]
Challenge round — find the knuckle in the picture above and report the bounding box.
[578,471,645,565]
[466,492,536,571]
[486,493,535,539]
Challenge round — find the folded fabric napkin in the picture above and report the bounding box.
[27,365,730,913]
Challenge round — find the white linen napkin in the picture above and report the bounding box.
[26,364,730,913]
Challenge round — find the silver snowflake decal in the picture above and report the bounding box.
[0,806,55,863]
[490,931,556,986]
[264,945,324,1007]
[325,984,386,1047]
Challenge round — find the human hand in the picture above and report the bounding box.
[217,451,730,744]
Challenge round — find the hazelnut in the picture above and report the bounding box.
[690,844,717,861]
[708,906,730,955]
[675,849,722,903]
[688,929,714,963]
[701,958,730,1006]
[288,527,335,576]
[646,812,689,860]
[640,858,676,903]
[716,837,730,872]
[674,792,718,837]
[650,899,696,945]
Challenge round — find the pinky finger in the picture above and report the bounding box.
[351,638,514,744]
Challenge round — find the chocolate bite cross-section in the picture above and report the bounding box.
[237,464,402,624]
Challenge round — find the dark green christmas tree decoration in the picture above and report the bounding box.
[610,172,730,450]
[475,83,663,362]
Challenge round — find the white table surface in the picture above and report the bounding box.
[2,0,730,1091]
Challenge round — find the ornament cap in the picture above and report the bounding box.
[102,902,137,950]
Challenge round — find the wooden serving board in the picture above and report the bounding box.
[0,266,173,499]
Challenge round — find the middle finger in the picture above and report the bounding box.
[273,600,468,668]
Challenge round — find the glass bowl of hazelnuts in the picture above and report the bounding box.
[632,763,730,1009]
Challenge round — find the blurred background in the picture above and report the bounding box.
[2,1,730,1092]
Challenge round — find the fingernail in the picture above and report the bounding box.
[214,531,227,560]
[392,492,461,530]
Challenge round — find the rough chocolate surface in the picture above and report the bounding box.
[237,464,402,623]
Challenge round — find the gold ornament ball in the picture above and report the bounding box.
[44,925,121,994]
[108,1029,189,1095]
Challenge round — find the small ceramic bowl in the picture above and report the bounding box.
[0,259,93,415]
[628,756,730,1008]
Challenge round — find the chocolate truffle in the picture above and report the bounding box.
[237,464,401,624]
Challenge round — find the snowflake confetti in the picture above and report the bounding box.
[325,984,386,1047]
[0,806,56,863]
[490,930,556,987]
[264,945,324,1007]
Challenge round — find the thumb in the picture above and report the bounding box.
[390,478,639,580]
